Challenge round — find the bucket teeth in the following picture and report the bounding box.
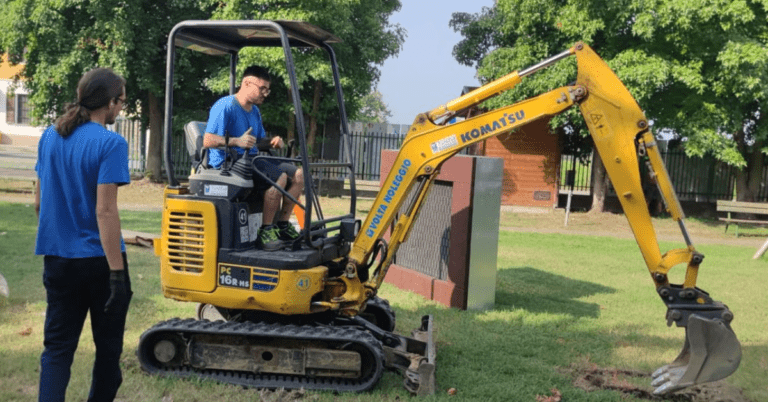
[651,315,741,395]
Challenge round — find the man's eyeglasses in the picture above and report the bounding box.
[247,80,271,95]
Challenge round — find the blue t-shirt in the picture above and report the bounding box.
[35,122,131,257]
[205,95,266,168]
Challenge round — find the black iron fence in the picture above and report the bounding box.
[115,118,758,202]
[341,122,410,181]
[560,148,750,202]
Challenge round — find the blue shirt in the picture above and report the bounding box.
[35,122,131,257]
[205,95,266,168]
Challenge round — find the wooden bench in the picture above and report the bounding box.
[716,200,768,237]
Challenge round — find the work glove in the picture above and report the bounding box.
[104,270,131,315]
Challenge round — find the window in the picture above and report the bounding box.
[5,93,31,125]
[16,94,31,124]
[5,91,14,124]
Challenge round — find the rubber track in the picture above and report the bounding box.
[137,318,385,392]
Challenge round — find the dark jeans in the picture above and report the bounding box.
[39,253,132,402]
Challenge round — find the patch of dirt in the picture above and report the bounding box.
[563,364,753,402]
[116,177,166,211]
[0,177,168,211]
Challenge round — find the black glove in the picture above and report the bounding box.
[104,270,131,315]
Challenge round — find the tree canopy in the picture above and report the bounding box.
[0,0,224,179]
[0,0,404,175]
[451,0,768,200]
[354,90,393,123]
[203,0,404,153]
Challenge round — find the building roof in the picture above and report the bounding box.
[0,54,24,80]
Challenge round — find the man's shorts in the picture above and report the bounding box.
[254,159,298,184]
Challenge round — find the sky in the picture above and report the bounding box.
[377,1,495,125]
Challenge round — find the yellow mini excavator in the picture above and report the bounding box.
[138,20,741,396]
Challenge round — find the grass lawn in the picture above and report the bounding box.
[0,197,766,401]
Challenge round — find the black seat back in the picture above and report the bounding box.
[184,121,208,169]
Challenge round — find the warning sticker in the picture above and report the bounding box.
[240,225,250,244]
[204,184,228,197]
[430,135,459,154]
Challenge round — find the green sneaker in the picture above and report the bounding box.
[277,221,301,241]
[256,225,283,251]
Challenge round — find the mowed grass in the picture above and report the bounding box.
[1,200,766,401]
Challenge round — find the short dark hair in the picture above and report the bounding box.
[243,65,270,82]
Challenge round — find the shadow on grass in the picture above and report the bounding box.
[494,266,616,318]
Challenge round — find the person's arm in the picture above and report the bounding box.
[35,180,41,218]
[96,183,124,271]
[203,128,256,149]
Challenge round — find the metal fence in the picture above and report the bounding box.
[112,118,209,180]
[559,149,751,202]
[342,122,410,181]
[115,118,763,202]
[111,118,145,175]
[560,154,593,193]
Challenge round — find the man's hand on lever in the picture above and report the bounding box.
[234,127,256,149]
[269,136,284,149]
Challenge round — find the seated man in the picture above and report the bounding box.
[203,65,304,251]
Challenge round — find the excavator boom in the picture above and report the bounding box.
[344,42,740,394]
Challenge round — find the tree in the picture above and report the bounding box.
[354,90,393,123]
[0,0,223,181]
[1,0,403,177]
[452,0,768,206]
[207,0,404,156]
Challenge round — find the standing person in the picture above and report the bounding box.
[35,68,132,402]
[203,65,304,251]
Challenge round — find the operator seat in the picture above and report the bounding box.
[183,121,208,171]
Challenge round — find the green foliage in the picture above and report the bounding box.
[353,90,392,123]
[450,0,768,168]
[204,0,405,136]
[0,0,221,127]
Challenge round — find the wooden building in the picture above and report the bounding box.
[459,87,560,208]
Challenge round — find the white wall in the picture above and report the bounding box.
[0,79,45,140]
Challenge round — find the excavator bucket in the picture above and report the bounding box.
[651,315,741,395]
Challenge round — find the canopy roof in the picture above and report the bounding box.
[172,20,342,56]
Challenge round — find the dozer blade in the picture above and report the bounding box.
[408,315,436,396]
[367,314,435,396]
[651,314,741,395]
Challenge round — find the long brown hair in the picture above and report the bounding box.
[55,68,126,138]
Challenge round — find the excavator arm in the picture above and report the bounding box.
[341,42,740,394]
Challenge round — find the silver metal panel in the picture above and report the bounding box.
[397,182,452,280]
[467,157,503,310]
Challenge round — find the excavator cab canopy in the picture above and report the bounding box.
[172,20,341,54]
[163,20,356,248]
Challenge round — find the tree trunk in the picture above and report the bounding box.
[735,140,764,202]
[590,149,608,213]
[146,91,163,183]
[307,80,322,157]
[733,130,764,202]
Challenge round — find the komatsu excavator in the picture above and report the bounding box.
[138,20,741,396]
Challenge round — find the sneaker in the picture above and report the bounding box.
[256,225,283,251]
[276,221,301,241]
